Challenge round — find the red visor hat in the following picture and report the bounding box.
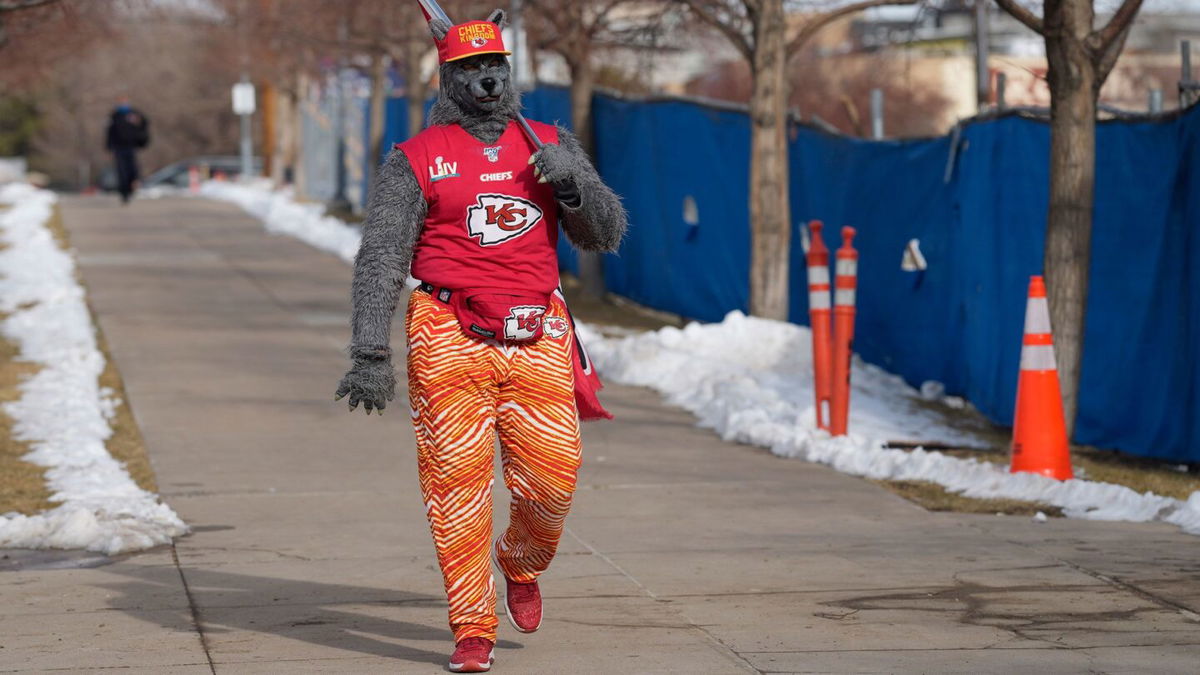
[436,20,511,64]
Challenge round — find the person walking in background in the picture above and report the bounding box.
[105,97,150,203]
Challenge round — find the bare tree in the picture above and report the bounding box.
[525,0,671,297]
[0,0,54,47]
[222,0,440,186]
[346,1,403,186]
[0,0,105,66]
[526,1,666,149]
[0,0,58,37]
[0,0,57,8]
[687,50,954,138]
[400,3,432,141]
[16,5,244,187]
[680,0,915,320]
[0,0,119,187]
[210,0,326,186]
[993,0,1145,434]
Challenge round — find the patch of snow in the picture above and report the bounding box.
[920,380,968,410]
[0,183,188,554]
[198,180,1200,537]
[580,313,986,449]
[200,179,361,264]
[579,312,1200,537]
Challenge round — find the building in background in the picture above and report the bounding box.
[854,1,1199,119]
[632,1,1200,137]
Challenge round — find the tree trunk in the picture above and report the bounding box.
[748,0,790,320]
[569,57,605,298]
[1042,0,1097,437]
[367,50,388,187]
[569,58,595,154]
[404,36,426,140]
[272,82,297,187]
[293,72,309,198]
[260,81,276,180]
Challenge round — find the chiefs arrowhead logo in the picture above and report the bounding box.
[466,194,544,246]
[542,316,569,339]
[505,305,547,341]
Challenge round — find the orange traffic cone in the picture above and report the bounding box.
[1010,276,1073,480]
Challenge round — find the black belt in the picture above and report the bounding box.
[418,282,453,303]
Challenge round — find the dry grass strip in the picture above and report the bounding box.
[0,330,54,515]
[876,444,1198,517]
[0,205,157,516]
[875,480,1063,517]
[95,325,158,494]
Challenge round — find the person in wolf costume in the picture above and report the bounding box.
[335,9,626,672]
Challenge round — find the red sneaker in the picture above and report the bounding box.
[449,637,494,673]
[503,577,543,633]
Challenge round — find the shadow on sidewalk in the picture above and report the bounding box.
[102,561,523,667]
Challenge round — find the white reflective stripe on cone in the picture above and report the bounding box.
[807,266,830,285]
[834,288,856,307]
[810,292,831,310]
[836,259,858,277]
[1020,344,1057,371]
[1024,297,1052,335]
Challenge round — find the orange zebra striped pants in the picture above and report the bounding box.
[405,290,582,643]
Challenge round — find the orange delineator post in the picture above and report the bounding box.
[806,220,834,431]
[830,227,858,436]
[1010,275,1073,480]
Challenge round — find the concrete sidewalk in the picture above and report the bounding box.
[2,195,1197,674]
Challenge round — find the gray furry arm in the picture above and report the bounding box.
[349,149,427,355]
[552,126,627,253]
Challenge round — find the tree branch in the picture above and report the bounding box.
[526,0,571,33]
[786,0,917,55]
[1093,19,1134,82]
[586,0,627,33]
[525,0,578,58]
[0,0,56,11]
[992,0,1044,35]
[681,0,753,62]
[1092,0,1143,53]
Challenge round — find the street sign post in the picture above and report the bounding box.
[232,80,256,179]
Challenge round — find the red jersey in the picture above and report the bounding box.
[398,120,561,293]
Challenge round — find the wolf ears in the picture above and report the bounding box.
[429,18,450,40]
[486,9,508,28]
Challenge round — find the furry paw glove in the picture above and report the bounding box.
[530,144,582,209]
[335,347,396,415]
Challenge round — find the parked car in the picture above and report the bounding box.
[98,156,262,192]
[143,156,263,188]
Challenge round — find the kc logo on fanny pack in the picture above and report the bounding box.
[466,193,544,246]
[542,316,569,339]
[505,305,547,340]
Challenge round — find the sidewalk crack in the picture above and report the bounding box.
[1056,558,1200,622]
[965,521,1200,623]
[564,526,761,674]
[172,543,217,674]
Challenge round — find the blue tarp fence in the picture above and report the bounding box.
[370,87,1200,463]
